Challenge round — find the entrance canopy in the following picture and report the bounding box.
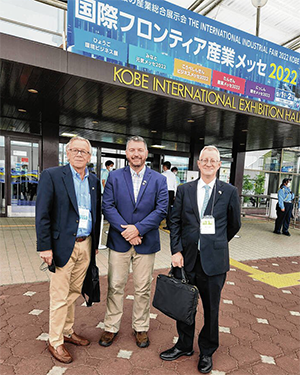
[1,33,300,154]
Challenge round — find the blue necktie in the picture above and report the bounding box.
[201,185,210,218]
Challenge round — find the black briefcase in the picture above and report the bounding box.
[82,263,100,307]
[152,267,199,325]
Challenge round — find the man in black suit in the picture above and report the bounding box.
[36,136,100,363]
[160,145,241,374]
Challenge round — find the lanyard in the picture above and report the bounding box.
[210,183,217,217]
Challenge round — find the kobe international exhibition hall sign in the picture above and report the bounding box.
[67,0,300,124]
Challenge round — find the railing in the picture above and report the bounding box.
[0,0,67,49]
[240,194,300,229]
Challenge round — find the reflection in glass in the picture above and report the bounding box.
[0,136,5,214]
[10,141,39,216]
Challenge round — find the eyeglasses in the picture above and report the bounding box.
[68,148,90,156]
[199,159,220,166]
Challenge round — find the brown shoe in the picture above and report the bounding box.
[99,331,118,347]
[134,330,150,348]
[48,343,73,363]
[64,332,90,346]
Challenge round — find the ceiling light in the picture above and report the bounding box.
[151,130,157,133]
[240,143,245,146]
[187,119,195,123]
[18,109,27,112]
[28,89,38,94]
[251,0,268,7]
[199,137,204,140]
[61,132,77,137]
[118,106,127,110]
[151,145,165,149]
[242,129,248,132]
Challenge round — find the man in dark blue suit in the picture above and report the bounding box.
[160,146,241,373]
[99,136,168,348]
[36,136,100,363]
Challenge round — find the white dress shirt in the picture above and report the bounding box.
[197,178,216,218]
[162,169,177,194]
[130,166,146,202]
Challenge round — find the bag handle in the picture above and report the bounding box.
[168,265,189,284]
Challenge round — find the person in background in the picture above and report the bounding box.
[274,178,294,236]
[160,145,241,374]
[101,160,114,194]
[99,136,168,349]
[171,166,181,186]
[36,136,100,363]
[162,161,177,230]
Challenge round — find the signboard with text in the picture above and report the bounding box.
[67,0,300,111]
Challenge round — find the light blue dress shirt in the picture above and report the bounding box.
[101,168,109,194]
[278,185,294,209]
[70,164,92,237]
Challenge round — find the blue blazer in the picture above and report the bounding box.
[35,164,101,267]
[170,178,241,276]
[102,166,168,254]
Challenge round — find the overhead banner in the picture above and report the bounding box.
[68,0,300,111]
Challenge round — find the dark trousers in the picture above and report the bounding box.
[274,202,293,233]
[166,190,175,229]
[175,254,226,356]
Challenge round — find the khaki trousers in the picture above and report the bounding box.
[104,247,155,333]
[49,236,91,348]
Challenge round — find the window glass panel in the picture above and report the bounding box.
[282,149,300,174]
[0,136,5,214]
[163,155,189,184]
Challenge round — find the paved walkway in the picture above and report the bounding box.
[0,218,299,375]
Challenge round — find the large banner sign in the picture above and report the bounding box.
[68,0,300,112]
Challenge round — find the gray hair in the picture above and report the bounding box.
[199,145,220,161]
[126,136,148,150]
[66,136,92,154]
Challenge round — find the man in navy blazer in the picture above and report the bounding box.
[99,136,168,349]
[36,136,100,364]
[160,146,241,374]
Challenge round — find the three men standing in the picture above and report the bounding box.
[36,136,100,363]
[99,136,168,348]
[160,146,241,374]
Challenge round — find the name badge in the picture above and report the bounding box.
[200,215,215,234]
[79,207,89,229]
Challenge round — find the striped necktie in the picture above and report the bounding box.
[201,185,210,218]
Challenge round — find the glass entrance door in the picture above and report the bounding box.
[9,140,39,217]
[0,136,5,215]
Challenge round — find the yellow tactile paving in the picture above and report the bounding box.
[230,258,300,289]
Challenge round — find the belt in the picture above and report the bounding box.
[75,236,89,242]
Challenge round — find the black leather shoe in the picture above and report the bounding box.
[160,346,194,361]
[273,230,281,234]
[198,355,212,374]
[282,231,291,236]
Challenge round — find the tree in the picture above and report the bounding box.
[253,173,265,195]
[242,175,254,203]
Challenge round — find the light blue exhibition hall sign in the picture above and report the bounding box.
[67,0,300,110]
